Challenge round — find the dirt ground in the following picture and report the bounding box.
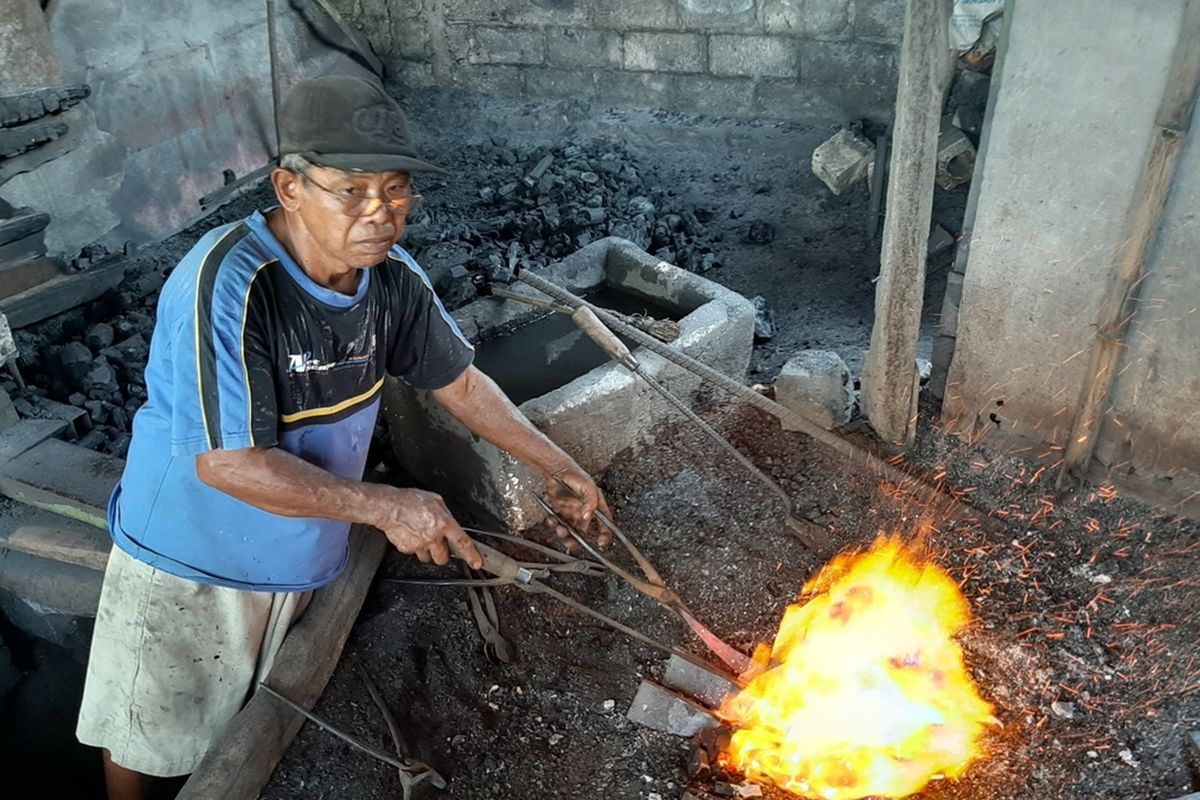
[261,402,1199,800]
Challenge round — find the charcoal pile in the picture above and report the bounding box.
[9,133,727,456]
[8,267,161,457]
[402,134,724,308]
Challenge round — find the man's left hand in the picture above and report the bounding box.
[544,462,612,548]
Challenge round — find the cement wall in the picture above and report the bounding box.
[334,0,903,122]
[943,0,1200,514]
[0,0,353,259]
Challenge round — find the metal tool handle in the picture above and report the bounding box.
[456,539,538,586]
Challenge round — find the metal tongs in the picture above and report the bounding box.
[395,477,749,677]
[534,476,750,674]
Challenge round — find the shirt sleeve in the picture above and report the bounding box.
[386,253,475,390]
[168,263,280,456]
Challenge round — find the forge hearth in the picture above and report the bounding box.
[382,237,754,529]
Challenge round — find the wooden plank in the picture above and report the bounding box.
[0,438,124,528]
[860,0,952,445]
[0,209,50,247]
[0,254,126,329]
[0,120,68,159]
[0,256,67,301]
[0,504,110,571]
[178,527,388,800]
[0,227,47,262]
[0,417,68,463]
[0,84,89,127]
[0,547,102,617]
[1057,0,1200,493]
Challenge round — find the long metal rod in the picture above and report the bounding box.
[515,268,1005,537]
[259,684,411,771]
[530,578,742,682]
[635,364,802,524]
[540,480,752,675]
[356,660,410,759]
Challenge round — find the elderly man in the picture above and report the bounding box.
[75,75,607,800]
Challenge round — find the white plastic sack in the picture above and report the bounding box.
[950,0,1005,50]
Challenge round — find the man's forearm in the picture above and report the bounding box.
[195,446,381,525]
[432,366,575,476]
[196,444,485,568]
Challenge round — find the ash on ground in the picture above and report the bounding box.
[259,400,1198,800]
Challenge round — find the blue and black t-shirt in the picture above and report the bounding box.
[110,209,474,591]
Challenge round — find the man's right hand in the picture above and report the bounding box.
[366,486,483,569]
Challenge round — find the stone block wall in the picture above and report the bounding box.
[1,0,351,259]
[335,0,903,122]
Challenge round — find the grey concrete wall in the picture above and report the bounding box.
[943,0,1200,514]
[335,0,903,122]
[1,0,353,258]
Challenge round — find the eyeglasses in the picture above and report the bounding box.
[299,170,424,218]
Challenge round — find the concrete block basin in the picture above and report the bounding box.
[382,237,755,529]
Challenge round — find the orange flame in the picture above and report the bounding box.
[719,535,995,799]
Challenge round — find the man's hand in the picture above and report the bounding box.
[432,367,611,548]
[545,462,612,549]
[365,485,483,569]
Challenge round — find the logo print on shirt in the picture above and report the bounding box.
[287,347,375,375]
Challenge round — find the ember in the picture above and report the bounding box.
[719,535,995,799]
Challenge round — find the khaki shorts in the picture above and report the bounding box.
[76,546,311,777]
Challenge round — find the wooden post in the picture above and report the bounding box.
[266,0,282,159]
[860,0,952,445]
[1056,0,1200,493]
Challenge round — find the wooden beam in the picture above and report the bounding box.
[0,84,89,127]
[178,526,388,800]
[0,253,126,328]
[0,505,110,571]
[0,256,67,300]
[0,417,68,463]
[0,209,50,247]
[0,438,123,527]
[860,0,953,445]
[1057,0,1200,493]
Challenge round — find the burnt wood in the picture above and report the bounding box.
[0,228,48,263]
[0,253,127,328]
[0,256,67,300]
[0,85,89,127]
[0,209,50,247]
[0,437,124,527]
[0,120,69,159]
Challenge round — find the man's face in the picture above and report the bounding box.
[276,165,412,268]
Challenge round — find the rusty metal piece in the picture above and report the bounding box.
[537,483,751,675]
[462,564,515,665]
[355,662,447,800]
[259,683,442,787]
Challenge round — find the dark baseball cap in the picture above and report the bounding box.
[278,75,447,175]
